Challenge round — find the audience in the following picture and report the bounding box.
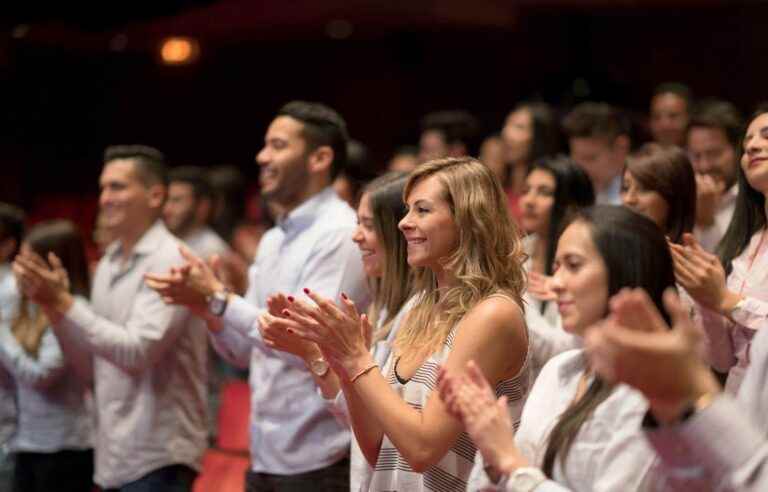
[649,82,692,148]
[13,145,209,491]
[687,100,744,252]
[146,101,368,491]
[1,220,94,492]
[670,108,768,395]
[6,81,768,492]
[563,103,630,205]
[280,157,530,491]
[164,166,230,260]
[440,206,710,491]
[518,155,595,378]
[501,102,562,218]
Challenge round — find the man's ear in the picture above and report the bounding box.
[308,145,334,175]
[147,184,167,211]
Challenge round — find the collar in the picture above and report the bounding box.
[106,220,169,261]
[277,187,337,233]
[556,349,588,382]
[719,184,738,210]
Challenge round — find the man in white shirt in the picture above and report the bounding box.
[687,100,743,251]
[164,166,230,260]
[147,101,368,491]
[14,146,208,491]
[563,102,630,205]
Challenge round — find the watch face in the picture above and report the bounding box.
[310,358,329,376]
[209,292,227,316]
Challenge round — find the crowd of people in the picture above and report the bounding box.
[1,85,767,492]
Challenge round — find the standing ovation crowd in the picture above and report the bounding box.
[2,86,768,492]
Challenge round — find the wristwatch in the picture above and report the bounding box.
[506,467,547,492]
[207,289,230,317]
[309,357,329,377]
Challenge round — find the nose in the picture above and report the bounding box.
[351,225,364,244]
[256,147,269,166]
[398,213,413,233]
[550,268,565,296]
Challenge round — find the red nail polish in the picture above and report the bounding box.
[287,296,294,302]
[341,292,348,300]
[303,288,310,294]
[282,310,291,317]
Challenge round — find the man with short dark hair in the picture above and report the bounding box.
[687,100,743,251]
[649,82,692,147]
[14,146,208,491]
[563,102,630,205]
[147,101,368,491]
[164,166,229,259]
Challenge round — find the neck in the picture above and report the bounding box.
[279,177,329,217]
[532,234,549,273]
[118,218,155,262]
[433,264,457,290]
[509,162,529,194]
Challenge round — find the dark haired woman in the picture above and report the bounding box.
[0,220,93,492]
[671,109,768,394]
[501,102,562,219]
[518,155,594,378]
[621,143,696,244]
[440,206,710,491]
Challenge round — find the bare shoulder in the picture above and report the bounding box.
[457,294,526,340]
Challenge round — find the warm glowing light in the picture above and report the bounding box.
[160,37,199,65]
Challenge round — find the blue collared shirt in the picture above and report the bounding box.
[211,187,368,474]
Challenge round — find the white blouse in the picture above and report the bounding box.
[469,349,712,491]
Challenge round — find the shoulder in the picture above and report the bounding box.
[454,295,526,346]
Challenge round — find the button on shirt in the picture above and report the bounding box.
[57,221,208,489]
[210,187,368,475]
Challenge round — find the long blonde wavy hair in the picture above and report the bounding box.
[393,157,527,360]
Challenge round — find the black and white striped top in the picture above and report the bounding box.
[368,306,532,492]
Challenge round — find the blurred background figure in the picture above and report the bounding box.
[164,166,230,260]
[333,139,379,209]
[0,203,24,492]
[501,101,563,218]
[387,146,419,174]
[1,220,94,492]
[649,82,692,148]
[687,100,743,251]
[417,110,480,163]
[564,102,631,205]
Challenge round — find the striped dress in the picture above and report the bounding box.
[368,312,532,492]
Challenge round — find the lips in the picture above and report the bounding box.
[359,249,376,258]
[749,157,768,168]
[557,300,573,314]
[406,238,426,246]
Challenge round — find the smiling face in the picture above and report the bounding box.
[687,126,738,188]
[519,168,556,236]
[742,112,768,195]
[99,159,161,241]
[650,92,689,147]
[255,115,311,208]
[620,169,669,231]
[398,175,458,270]
[352,192,384,278]
[550,220,609,336]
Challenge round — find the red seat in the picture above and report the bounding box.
[193,379,251,492]
[216,379,251,452]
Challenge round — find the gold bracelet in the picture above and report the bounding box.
[350,363,379,383]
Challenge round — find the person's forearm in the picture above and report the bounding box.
[341,377,384,466]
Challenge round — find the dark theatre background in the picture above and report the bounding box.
[2,0,767,236]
